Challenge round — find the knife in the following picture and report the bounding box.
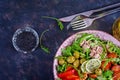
[59,2,120,22]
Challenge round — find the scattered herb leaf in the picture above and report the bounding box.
[42,16,64,30]
[41,45,50,53]
[40,29,50,53]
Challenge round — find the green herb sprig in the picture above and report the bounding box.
[42,16,64,30]
[40,29,50,53]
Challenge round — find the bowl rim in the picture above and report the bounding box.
[12,27,39,54]
[53,30,120,80]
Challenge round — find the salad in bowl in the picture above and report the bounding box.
[53,30,120,80]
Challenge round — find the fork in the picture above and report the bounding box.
[67,7,120,30]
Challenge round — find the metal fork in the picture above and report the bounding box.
[67,6,120,30]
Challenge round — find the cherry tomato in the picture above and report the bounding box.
[112,65,120,72]
[113,71,120,80]
[107,53,117,58]
[89,74,97,79]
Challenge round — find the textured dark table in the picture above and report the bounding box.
[0,0,120,80]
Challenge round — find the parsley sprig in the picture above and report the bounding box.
[42,16,64,30]
[40,16,64,53]
[40,29,50,53]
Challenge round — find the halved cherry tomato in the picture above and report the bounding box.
[107,53,117,58]
[112,65,120,72]
[114,71,120,76]
[113,71,120,80]
[89,74,97,79]
[101,61,112,70]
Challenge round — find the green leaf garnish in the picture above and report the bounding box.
[40,29,50,53]
[42,16,64,30]
[41,45,50,53]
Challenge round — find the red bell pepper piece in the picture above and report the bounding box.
[58,69,76,78]
[66,75,80,80]
[66,66,73,71]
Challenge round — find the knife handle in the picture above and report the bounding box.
[92,2,120,13]
[93,7,120,20]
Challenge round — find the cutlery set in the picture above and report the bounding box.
[59,3,120,30]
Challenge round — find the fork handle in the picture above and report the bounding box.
[94,7,120,19]
[92,2,120,13]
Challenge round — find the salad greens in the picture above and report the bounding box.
[57,64,67,73]
[96,70,113,80]
[62,46,72,57]
[106,41,120,56]
[102,70,113,79]
[75,33,95,44]
[104,58,120,65]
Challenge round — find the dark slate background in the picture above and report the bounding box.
[0,0,120,80]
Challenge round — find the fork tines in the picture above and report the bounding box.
[70,19,86,30]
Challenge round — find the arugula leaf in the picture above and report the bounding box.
[71,42,82,52]
[84,48,91,59]
[97,70,113,80]
[97,75,107,80]
[62,46,72,57]
[75,33,94,43]
[55,56,67,61]
[57,64,67,73]
[57,20,64,30]
[104,58,120,65]
[40,29,50,53]
[106,41,120,56]
[87,78,95,80]
[42,16,64,30]
[79,52,86,58]
[103,70,113,79]
[116,47,120,56]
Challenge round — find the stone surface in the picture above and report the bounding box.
[0,0,120,80]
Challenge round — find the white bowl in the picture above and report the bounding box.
[53,30,120,80]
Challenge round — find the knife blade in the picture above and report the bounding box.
[59,10,94,22]
[59,2,120,22]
